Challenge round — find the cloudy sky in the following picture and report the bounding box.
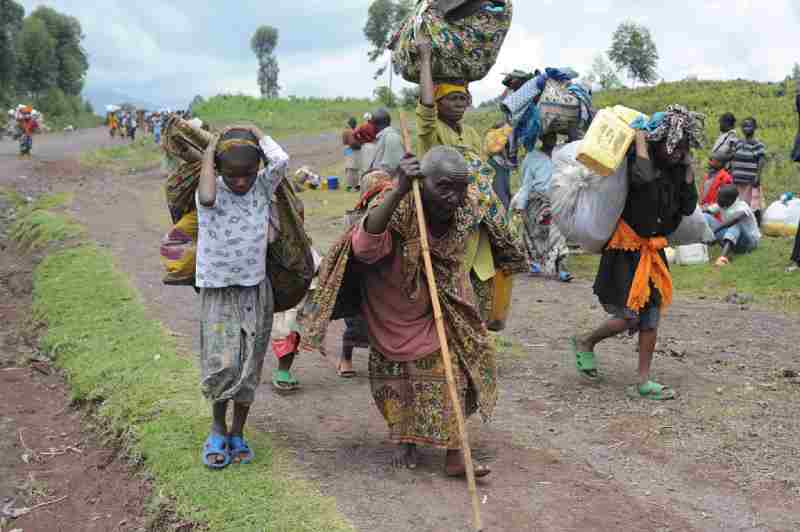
[18,0,800,109]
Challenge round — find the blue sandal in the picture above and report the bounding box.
[228,435,255,464]
[202,434,231,469]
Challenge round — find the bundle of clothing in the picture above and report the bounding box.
[158,117,315,313]
[390,0,513,83]
[550,104,707,253]
[501,68,594,151]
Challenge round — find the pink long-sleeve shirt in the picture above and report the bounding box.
[351,220,443,362]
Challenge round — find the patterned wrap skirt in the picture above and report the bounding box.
[522,191,568,275]
[369,347,473,449]
[199,277,274,405]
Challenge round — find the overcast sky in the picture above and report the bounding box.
[19,0,800,109]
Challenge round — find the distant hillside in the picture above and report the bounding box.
[467,79,800,203]
[82,87,160,114]
[192,95,374,138]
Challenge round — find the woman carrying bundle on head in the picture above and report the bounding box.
[415,34,515,326]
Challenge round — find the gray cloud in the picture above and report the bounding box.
[18,0,799,109]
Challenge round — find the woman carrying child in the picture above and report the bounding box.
[195,125,289,469]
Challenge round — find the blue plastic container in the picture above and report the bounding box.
[327,176,339,190]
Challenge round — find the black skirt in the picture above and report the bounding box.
[593,248,665,310]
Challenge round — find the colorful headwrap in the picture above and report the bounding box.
[216,136,261,158]
[434,83,469,101]
[645,104,706,154]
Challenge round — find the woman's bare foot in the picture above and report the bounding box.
[444,449,491,478]
[392,443,418,469]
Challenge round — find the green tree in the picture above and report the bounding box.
[608,21,659,86]
[374,86,397,108]
[251,26,280,99]
[16,16,58,97]
[364,0,413,76]
[29,6,88,95]
[586,53,623,91]
[0,0,25,106]
[399,86,419,108]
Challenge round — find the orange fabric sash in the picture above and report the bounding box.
[606,220,673,311]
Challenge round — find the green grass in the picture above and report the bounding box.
[31,244,352,532]
[193,95,375,138]
[1,191,82,249]
[80,137,162,173]
[569,236,799,312]
[4,194,352,531]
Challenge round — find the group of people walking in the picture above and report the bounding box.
[187,34,736,479]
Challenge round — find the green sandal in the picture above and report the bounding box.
[626,380,676,401]
[272,369,300,393]
[570,337,599,381]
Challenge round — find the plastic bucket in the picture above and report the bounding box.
[327,176,339,190]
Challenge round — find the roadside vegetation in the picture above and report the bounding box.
[5,194,352,531]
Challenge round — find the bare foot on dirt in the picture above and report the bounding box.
[392,443,418,470]
[444,449,491,478]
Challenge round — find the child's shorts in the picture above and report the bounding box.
[602,302,660,332]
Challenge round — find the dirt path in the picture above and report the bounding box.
[0,187,151,532]
[3,128,800,531]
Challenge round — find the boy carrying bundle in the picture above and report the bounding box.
[195,125,289,469]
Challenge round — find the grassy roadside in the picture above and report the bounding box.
[79,137,163,173]
[7,194,352,531]
[568,236,800,312]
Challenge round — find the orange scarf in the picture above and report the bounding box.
[606,220,673,311]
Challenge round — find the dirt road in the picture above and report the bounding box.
[2,128,799,531]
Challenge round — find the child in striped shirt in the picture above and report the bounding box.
[730,117,766,225]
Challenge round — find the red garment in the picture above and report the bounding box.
[351,220,444,362]
[353,122,377,144]
[701,168,733,220]
[19,118,38,135]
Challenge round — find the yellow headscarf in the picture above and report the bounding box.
[434,83,469,101]
[216,137,260,156]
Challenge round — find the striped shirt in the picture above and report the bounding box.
[730,139,766,185]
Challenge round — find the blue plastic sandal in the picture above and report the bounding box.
[228,435,255,464]
[202,434,231,470]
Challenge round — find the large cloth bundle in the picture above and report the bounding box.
[160,210,198,286]
[668,206,714,246]
[165,161,202,223]
[537,79,581,135]
[390,0,513,83]
[267,180,315,312]
[550,141,628,253]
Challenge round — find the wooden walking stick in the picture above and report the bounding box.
[398,112,484,532]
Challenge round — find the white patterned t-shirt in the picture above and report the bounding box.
[195,138,288,288]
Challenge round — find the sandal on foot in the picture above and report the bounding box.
[558,271,574,283]
[337,361,356,378]
[570,337,599,381]
[202,434,230,469]
[626,380,676,401]
[272,369,300,393]
[228,435,255,464]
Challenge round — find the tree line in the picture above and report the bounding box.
[0,0,94,124]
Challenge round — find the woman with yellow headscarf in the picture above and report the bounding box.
[414,34,518,328]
